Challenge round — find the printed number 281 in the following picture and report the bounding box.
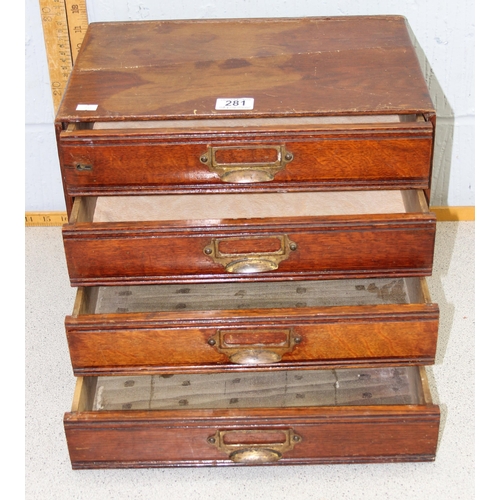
[226,100,245,106]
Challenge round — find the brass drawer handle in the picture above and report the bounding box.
[207,429,301,463]
[204,235,297,274]
[200,145,293,183]
[208,328,302,365]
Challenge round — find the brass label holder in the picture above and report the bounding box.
[207,429,302,463]
[208,328,302,364]
[204,234,297,274]
[200,145,293,183]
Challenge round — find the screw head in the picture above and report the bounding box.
[200,156,208,163]
[207,436,216,444]
[208,338,216,346]
[284,153,293,161]
[289,242,298,251]
[204,247,213,255]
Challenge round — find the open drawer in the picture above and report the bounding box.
[64,366,440,468]
[66,277,438,375]
[62,190,436,286]
[58,114,434,199]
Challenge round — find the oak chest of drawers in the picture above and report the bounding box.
[55,15,440,468]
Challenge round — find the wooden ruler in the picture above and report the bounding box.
[39,0,88,114]
[25,212,68,227]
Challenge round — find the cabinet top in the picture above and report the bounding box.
[56,16,435,123]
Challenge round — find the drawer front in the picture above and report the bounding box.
[64,223,435,285]
[58,122,434,196]
[65,412,440,468]
[66,278,438,375]
[64,367,439,468]
[62,192,436,286]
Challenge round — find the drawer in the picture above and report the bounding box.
[66,277,438,375]
[62,190,436,286]
[64,366,439,468]
[57,114,434,197]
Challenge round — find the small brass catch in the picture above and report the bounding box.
[75,163,92,171]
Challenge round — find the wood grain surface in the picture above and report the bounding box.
[64,368,439,468]
[56,16,434,122]
[66,278,438,375]
[62,191,436,286]
[58,117,434,200]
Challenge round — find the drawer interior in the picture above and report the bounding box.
[73,366,430,412]
[75,277,431,315]
[77,114,422,131]
[72,190,429,224]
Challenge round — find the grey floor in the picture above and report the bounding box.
[25,222,474,500]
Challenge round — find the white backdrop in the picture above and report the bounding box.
[25,0,475,210]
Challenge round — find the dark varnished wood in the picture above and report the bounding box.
[65,407,440,468]
[56,16,434,122]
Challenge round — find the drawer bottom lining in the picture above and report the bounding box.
[92,191,406,222]
[90,366,424,412]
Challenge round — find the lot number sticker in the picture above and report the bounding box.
[215,98,254,110]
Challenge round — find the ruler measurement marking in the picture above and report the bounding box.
[25,212,68,227]
[39,0,88,114]
[64,1,89,63]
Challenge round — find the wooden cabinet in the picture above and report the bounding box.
[55,16,440,468]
